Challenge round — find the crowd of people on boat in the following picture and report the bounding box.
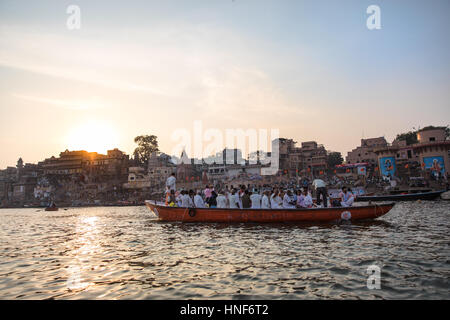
[164,173,355,209]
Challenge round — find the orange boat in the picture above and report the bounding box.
[145,200,395,223]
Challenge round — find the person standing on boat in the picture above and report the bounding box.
[208,190,218,208]
[339,186,354,207]
[229,189,240,209]
[216,192,228,208]
[194,191,205,208]
[238,185,246,208]
[261,190,271,209]
[312,178,328,207]
[166,173,176,192]
[241,190,251,209]
[204,185,212,203]
[282,190,296,209]
[250,189,262,209]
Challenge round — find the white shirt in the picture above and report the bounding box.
[229,193,240,208]
[282,194,296,209]
[194,194,205,208]
[312,179,326,189]
[270,194,282,209]
[250,193,262,209]
[261,195,270,209]
[181,194,193,207]
[301,194,313,208]
[166,176,176,191]
[216,195,227,208]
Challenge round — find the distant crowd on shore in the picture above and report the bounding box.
[164,173,355,209]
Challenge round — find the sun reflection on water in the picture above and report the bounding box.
[66,215,101,291]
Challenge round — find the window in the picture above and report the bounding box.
[429,137,435,142]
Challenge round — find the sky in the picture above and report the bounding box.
[1,0,449,168]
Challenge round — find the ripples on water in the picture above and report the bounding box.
[0,201,448,299]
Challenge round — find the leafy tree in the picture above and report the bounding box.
[133,135,159,166]
[327,152,343,168]
[395,131,418,145]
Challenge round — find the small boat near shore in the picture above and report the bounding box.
[355,190,445,202]
[44,207,59,211]
[145,200,394,223]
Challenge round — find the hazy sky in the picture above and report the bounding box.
[1,0,449,168]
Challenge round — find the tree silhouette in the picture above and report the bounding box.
[133,135,159,166]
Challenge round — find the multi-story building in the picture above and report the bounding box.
[41,149,129,178]
[346,137,388,165]
[0,167,17,205]
[374,127,449,179]
[276,138,328,177]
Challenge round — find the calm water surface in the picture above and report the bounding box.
[0,201,449,299]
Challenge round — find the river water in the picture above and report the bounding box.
[0,201,448,299]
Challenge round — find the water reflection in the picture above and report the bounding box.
[66,215,100,293]
[0,202,448,299]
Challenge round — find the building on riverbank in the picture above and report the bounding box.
[276,138,328,178]
[374,127,449,180]
[346,137,388,166]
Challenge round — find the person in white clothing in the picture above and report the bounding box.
[228,189,240,209]
[299,189,313,208]
[194,191,205,208]
[166,173,176,191]
[176,191,182,207]
[261,191,271,209]
[216,192,228,208]
[250,190,262,209]
[180,190,194,208]
[312,178,328,207]
[270,190,282,209]
[339,186,354,207]
[282,190,296,209]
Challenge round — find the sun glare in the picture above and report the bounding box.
[66,120,119,154]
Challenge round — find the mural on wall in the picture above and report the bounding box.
[380,157,396,178]
[423,156,445,178]
[357,166,367,176]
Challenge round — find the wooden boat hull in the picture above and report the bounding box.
[356,190,445,202]
[44,207,59,211]
[145,201,394,223]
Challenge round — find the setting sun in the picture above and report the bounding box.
[65,120,119,154]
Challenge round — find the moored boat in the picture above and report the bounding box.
[44,207,59,211]
[441,190,450,200]
[355,190,445,202]
[145,200,394,223]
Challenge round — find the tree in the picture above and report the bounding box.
[395,131,418,145]
[327,152,343,169]
[133,135,159,166]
